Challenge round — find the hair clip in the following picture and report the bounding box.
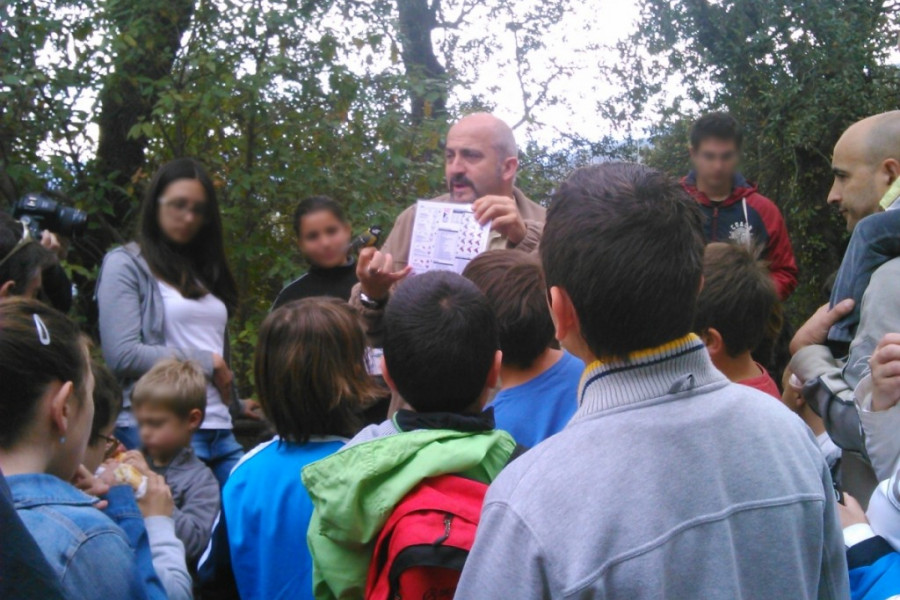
[33,314,51,346]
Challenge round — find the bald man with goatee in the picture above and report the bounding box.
[350,113,545,344]
[791,111,900,505]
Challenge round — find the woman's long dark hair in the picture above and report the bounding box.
[137,158,238,315]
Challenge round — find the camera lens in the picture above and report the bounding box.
[56,206,88,237]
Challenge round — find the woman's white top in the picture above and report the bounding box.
[157,279,231,429]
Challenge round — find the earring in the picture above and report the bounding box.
[59,436,66,444]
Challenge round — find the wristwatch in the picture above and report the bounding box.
[359,291,388,310]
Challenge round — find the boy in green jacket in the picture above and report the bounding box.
[302,270,518,600]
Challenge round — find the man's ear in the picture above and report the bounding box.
[380,356,398,394]
[186,408,204,431]
[0,280,15,298]
[501,156,518,184]
[882,158,900,185]
[49,381,75,439]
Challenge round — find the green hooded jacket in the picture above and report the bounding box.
[301,423,517,600]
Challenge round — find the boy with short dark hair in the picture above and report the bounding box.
[693,242,781,398]
[456,162,847,599]
[302,270,519,600]
[124,358,220,567]
[463,250,581,446]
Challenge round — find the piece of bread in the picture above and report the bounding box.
[96,461,148,499]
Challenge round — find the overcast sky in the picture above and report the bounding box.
[442,0,644,147]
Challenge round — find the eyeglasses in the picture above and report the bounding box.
[0,221,36,270]
[98,434,122,460]
[160,197,208,220]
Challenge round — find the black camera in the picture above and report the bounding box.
[13,193,88,239]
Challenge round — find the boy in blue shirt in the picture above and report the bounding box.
[463,250,582,447]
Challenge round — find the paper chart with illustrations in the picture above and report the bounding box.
[408,200,492,274]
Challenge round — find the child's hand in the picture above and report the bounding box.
[72,465,110,510]
[121,450,151,475]
[838,493,868,529]
[871,333,900,412]
[137,473,174,518]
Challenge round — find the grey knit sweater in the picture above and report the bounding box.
[456,334,849,599]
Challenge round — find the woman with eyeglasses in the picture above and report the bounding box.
[96,158,243,487]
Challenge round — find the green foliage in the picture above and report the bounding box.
[609,0,900,320]
[2,0,586,394]
[13,0,894,395]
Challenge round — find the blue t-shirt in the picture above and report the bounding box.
[222,437,345,600]
[487,352,583,447]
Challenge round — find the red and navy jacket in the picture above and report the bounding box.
[682,172,798,300]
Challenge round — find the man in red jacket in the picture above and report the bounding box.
[682,112,798,301]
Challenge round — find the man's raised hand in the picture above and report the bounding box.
[472,195,526,246]
[357,246,412,302]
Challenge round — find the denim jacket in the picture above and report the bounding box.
[103,485,168,600]
[8,473,149,600]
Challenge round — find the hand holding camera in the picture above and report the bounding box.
[13,193,88,256]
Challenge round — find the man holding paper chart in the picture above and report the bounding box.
[350,112,546,346]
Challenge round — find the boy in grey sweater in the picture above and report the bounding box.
[456,163,849,599]
[123,358,220,568]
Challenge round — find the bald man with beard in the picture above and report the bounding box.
[791,111,900,505]
[350,113,545,346]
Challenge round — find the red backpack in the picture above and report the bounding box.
[364,474,488,600]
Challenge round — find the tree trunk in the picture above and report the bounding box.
[72,0,195,324]
[94,0,196,229]
[395,0,447,124]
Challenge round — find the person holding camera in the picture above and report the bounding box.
[11,192,88,313]
[1,195,86,312]
[96,158,242,487]
[0,212,57,301]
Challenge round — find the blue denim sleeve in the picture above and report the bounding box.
[62,529,150,600]
[103,485,167,600]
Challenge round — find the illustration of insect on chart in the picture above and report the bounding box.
[408,200,493,274]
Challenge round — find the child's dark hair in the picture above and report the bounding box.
[255,298,377,443]
[0,298,91,448]
[541,163,706,359]
[90,360,123,443]
[383,270,498,413]
[292,196,348,237]
[694,242,779,357]
[690,112,743,150]
[462,250,554,369]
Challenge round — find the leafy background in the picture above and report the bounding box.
[3,0,899,393]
